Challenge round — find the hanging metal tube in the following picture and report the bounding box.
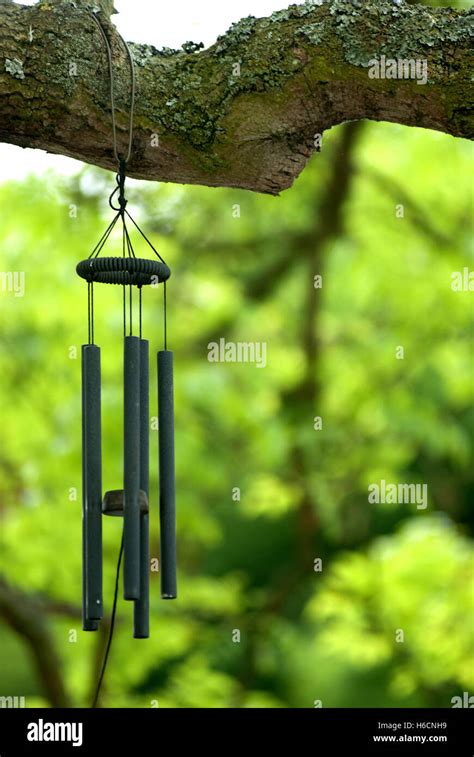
[123,336,141,600]
[134,338,150,637]
[158,350,177,599]
[82,344,103,629]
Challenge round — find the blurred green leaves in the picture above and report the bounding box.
[0,120,472,708]
[307,517,474,698]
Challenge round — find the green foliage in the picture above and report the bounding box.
[0,119,472,708]
[307,517,474,698]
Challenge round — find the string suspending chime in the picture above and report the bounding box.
[77,13,176,640]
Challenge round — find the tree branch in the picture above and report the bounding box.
[0,0,472,194]
[363,166,453,247]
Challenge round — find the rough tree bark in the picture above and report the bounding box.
[0,0,472,194]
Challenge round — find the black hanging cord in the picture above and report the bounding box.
[91,536,124,709]
[109,159,129,215]
[87,9,136,707]
[123,286,127,338]
[88,213,120,260]
[123,208,169,348]
[164,281,168,351]
[88,13,136,165]
[124,209,167,264]
[82,26,169,703]
[86,13,169,348]
[122,209,126,337]
[87,282,95,345]
[139,286,143,339]
[91,283,94,345]
[87,283,91,345]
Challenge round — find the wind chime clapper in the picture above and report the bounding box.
[77,163,177,639]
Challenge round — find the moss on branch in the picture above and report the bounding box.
[0,0,472,193]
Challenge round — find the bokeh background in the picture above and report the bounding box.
[0,0,473,709]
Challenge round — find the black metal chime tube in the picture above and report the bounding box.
[82,344,103,629]
[134,338,150,638]
[123,336,141,600]
[158,350,177,599]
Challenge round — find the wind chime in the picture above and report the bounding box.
[77,13,176,641]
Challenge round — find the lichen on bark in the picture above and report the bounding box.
[0,0,472,194]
